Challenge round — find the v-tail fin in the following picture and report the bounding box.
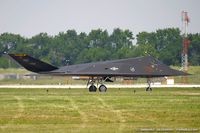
[8,54,58,73]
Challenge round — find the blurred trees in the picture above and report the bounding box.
[136,28,182,65]
[188,33,200,65]
[0,28,200,68]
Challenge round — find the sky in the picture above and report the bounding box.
[0,0,199,38]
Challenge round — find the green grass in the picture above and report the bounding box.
[0,88,200,133]
[171,66,200,75]
[172,66,200,84]
[0,77,87,85]
[0,68,28,74]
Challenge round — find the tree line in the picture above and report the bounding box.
[0,28,200,68]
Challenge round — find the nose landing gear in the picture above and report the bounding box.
[146,78,152,91]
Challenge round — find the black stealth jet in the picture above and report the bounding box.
[7,54,188,92]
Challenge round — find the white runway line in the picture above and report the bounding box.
[0,84,200,88]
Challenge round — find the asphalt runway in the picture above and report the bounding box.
[0,84,200,88]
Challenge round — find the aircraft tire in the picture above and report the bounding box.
[99,84,107,92]
[89,85,97,92]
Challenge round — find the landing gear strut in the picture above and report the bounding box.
[87,77,97,92]
[146,78,152,91]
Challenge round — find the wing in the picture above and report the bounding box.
[50,56,189,77]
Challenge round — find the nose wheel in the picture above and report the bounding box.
[146,78,152,91]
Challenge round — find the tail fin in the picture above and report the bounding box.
[8,54,58,73]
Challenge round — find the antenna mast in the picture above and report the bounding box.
[181,11,190,72]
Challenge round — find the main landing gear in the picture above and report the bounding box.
[98,84,107,92]
[89,84,97,92]
[87,77,107,92]
[146,78,152,91]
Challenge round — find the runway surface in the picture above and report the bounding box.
[0,84,200,88]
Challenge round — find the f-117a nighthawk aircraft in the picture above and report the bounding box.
[7,54,188,92]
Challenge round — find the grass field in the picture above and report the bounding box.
[0,88,199,133]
